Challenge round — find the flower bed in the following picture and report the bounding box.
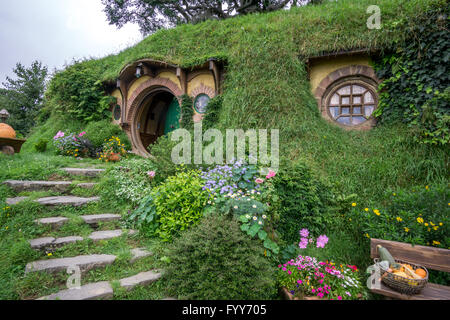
[277,255,365,300]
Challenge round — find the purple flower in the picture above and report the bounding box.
[299,238,308,249]
[299,228,309,238]
[316,235,329,248]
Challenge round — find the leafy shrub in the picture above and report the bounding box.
[147,134,180,180]
[129,169,209,241]
[202,95,222,130]
[45,59,114,122]
[351,183,449,249]
[33,139,48,153]
[99,157,158,204]
[272,159,333,245]
[373,3,450,145]
[84,119,131,149]
[164,214,277,300]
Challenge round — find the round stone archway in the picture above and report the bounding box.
[127,77,183,156]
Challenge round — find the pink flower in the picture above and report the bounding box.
[78,131,86,137]
[255,178,264,184]
[147,171,156,179]
[337,296,342,300]
[266,170,276,179]
[54,131,64,140]
[345,291,351,297]
[299,238,308,249]
[297,280,302,285]
[319,279,324,284]
[317,292,324,298]
[299,228,309,238]
[282,267,287,271]
[316,235,329,248]
[311,289,316,294]
[287,270,292,275]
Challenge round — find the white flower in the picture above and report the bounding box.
[258,221,263,225]
[247,198,251,201]
[246,215,251,219]
[252,205,257,208]
[262,215,267,219]
[253,216,258,221]
[234,206,238,209]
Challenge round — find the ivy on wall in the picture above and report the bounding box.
[180,94,194,130]
[373,3,449,146]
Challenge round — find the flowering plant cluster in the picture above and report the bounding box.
[350,185,448,249]
[298,228,329,249]
[53,131,94,158]
[200,160,279,256]
[277,255,365,300]
[98,136,127,162]
[101,158,156,204]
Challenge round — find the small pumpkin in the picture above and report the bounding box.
[415,268,427,278]
[0,123,16,139]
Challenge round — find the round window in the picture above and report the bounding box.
[113,105,121,121]
[194,94,210,114]
[326,83,377,126]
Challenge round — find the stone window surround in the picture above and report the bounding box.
[314,65,380,130]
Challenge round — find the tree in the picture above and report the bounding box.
[1,61,48,136]
[101,0,324,35]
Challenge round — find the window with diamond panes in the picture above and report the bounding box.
[327,84,376,126]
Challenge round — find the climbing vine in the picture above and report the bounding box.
[180,94,194,130]
[373,3,450,146]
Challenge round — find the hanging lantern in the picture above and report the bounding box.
[135,63,143,78]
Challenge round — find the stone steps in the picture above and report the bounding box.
[25,254,117,274]
[37,270,162,300]
[34,214,121,230]
[2,180,98,193]
[29,229,138,251]
[62,168,105,177]
[6,196,100,207]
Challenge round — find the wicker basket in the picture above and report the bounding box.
[374,258,428,295]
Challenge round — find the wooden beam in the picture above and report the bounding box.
[370,238,450,273]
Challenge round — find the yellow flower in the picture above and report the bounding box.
[417,217,424,224]
[352,203,357,207]
[432,241,441,246]
[425,185,429,190]
[424,223,429,227]
[393,193,396,196]
[433,226,438,231]
[396,217,403,222]
[47,253,53,257]
[430,222,435,226]
[404,227,409,233]
[365,208,369,212]
[439,223,443,226]
[373,209,380,216]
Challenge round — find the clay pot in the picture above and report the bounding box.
[108,153,121,162]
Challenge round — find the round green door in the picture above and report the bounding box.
[164,98,181,135]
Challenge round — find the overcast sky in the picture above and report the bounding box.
[0,0,143,85]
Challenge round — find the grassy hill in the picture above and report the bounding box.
[27,0,447,202]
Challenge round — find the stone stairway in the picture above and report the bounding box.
[4,167,164,300]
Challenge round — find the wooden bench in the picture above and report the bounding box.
[370,238,450,300]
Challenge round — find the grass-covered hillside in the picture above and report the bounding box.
[1,0,448,300]
[31,0,448,201]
